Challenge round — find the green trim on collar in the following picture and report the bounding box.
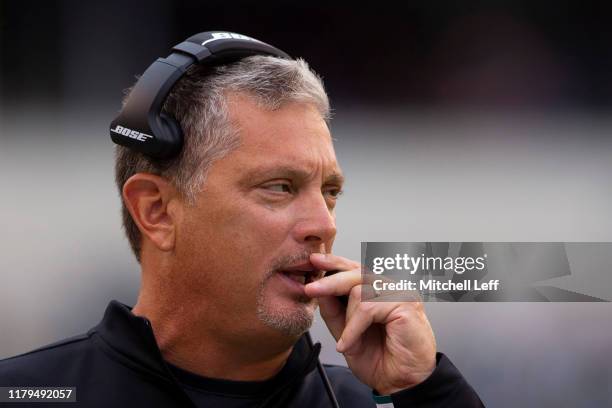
[372,390,393,404]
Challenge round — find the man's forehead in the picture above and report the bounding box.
[235,129,339,175]
[227,93,330,142]
[223,93,340,178]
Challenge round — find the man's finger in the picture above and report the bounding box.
[317,281,364,342]
[317,295,346,341]
[337,300,402,354]
[310,253,360,271]
[304,269,361,297]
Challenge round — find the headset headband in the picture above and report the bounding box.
[110,31,290,159]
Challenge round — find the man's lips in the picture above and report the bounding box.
[277,261,323,285]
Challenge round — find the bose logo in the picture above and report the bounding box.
[201,32,262,46]
[111,125,153,142]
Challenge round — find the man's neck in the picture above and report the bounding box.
[132,296,295,382]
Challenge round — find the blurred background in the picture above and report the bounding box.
[2,1,612,406]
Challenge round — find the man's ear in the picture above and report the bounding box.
[122,173,182,254]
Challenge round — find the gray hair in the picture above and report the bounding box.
[114,55,330,262]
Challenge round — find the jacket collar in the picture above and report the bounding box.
[90,300,170,377]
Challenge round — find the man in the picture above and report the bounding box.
[0,32,483,407]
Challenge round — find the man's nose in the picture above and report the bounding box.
[293,193,337,246]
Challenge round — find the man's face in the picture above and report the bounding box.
[174,93,343,340]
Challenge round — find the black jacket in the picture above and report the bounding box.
[0,301,484,407]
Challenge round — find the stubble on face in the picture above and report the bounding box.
[255,250,319,337]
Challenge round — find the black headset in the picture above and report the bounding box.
[109,31,290,159]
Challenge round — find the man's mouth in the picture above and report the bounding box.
[278,261,321,285]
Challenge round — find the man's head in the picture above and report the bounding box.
[115,55,343,340]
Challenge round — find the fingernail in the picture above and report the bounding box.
[306,281,321,291]
[311,253,326,260]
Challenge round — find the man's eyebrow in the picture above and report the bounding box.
[325,172,345,185]
[247,165,310,180]
[246,165,344,184]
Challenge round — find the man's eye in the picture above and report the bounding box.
[264,183,292,193]
[325,188,344,199]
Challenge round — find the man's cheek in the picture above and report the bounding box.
[242,207,293,236]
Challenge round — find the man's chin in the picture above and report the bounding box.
[255,297,317,338]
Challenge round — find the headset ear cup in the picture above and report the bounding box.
[159,113,184,157]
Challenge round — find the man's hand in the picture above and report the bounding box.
[305,253,437,395]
